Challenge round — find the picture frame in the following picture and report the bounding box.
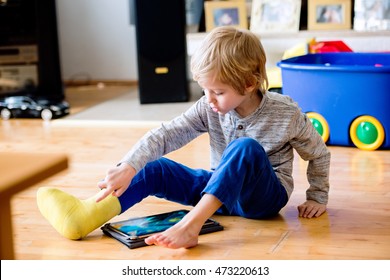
[353,0,390,31]
[204,0,248,32]
[250,0,302,34]
[308,0,352,30]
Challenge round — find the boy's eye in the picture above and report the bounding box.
[202,89,223,96]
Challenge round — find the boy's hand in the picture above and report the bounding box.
[96,163,136,202]
[297,200,326,218]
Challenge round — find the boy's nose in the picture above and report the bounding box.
[204,91,214,103]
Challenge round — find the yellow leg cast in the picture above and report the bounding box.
[37,187,121,240]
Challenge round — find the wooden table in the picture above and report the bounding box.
[0,152,68,260]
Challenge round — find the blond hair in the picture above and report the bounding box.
[190,26,268,95]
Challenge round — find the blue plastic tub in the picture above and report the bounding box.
[278,53,390,150]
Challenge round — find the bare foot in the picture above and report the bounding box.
[144,220,201,249]
[145,194,223,249]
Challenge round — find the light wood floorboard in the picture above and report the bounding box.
[1,94,389,260]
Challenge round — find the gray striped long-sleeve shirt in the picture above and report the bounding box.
[121,91,331,204]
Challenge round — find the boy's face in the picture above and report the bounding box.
[198,75,253,116]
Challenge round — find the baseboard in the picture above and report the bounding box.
[64,80,138,87]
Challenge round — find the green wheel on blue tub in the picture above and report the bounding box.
[350,115,385,151]
[306,112,330,143]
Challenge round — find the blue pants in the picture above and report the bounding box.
[118,137,288,219]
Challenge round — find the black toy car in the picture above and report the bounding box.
[0,95,70,121]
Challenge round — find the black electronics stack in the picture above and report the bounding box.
[0,0,64,100]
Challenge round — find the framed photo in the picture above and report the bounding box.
[250,0,302,34]
[308,0,352,30]
[204,0,248,32]
[353,0,390,31]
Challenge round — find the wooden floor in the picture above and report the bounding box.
[1,91,390,260]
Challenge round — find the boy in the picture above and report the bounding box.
[37,26,330,249]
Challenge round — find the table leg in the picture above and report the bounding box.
[0,198,15,260]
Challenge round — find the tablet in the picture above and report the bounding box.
[101,209,223,249]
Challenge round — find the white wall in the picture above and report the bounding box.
[56,0,138,81]
[55,1,390,82]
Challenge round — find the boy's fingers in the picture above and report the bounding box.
[96,187,113,202]
[297,205,308,217]
[113,187,125,197]
[97,181,106,190]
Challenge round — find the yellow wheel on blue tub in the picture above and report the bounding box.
[350,115,385,151]
[306,112,330,143]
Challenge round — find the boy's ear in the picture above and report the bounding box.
[244,84,256,94]
[244,77,257,93]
